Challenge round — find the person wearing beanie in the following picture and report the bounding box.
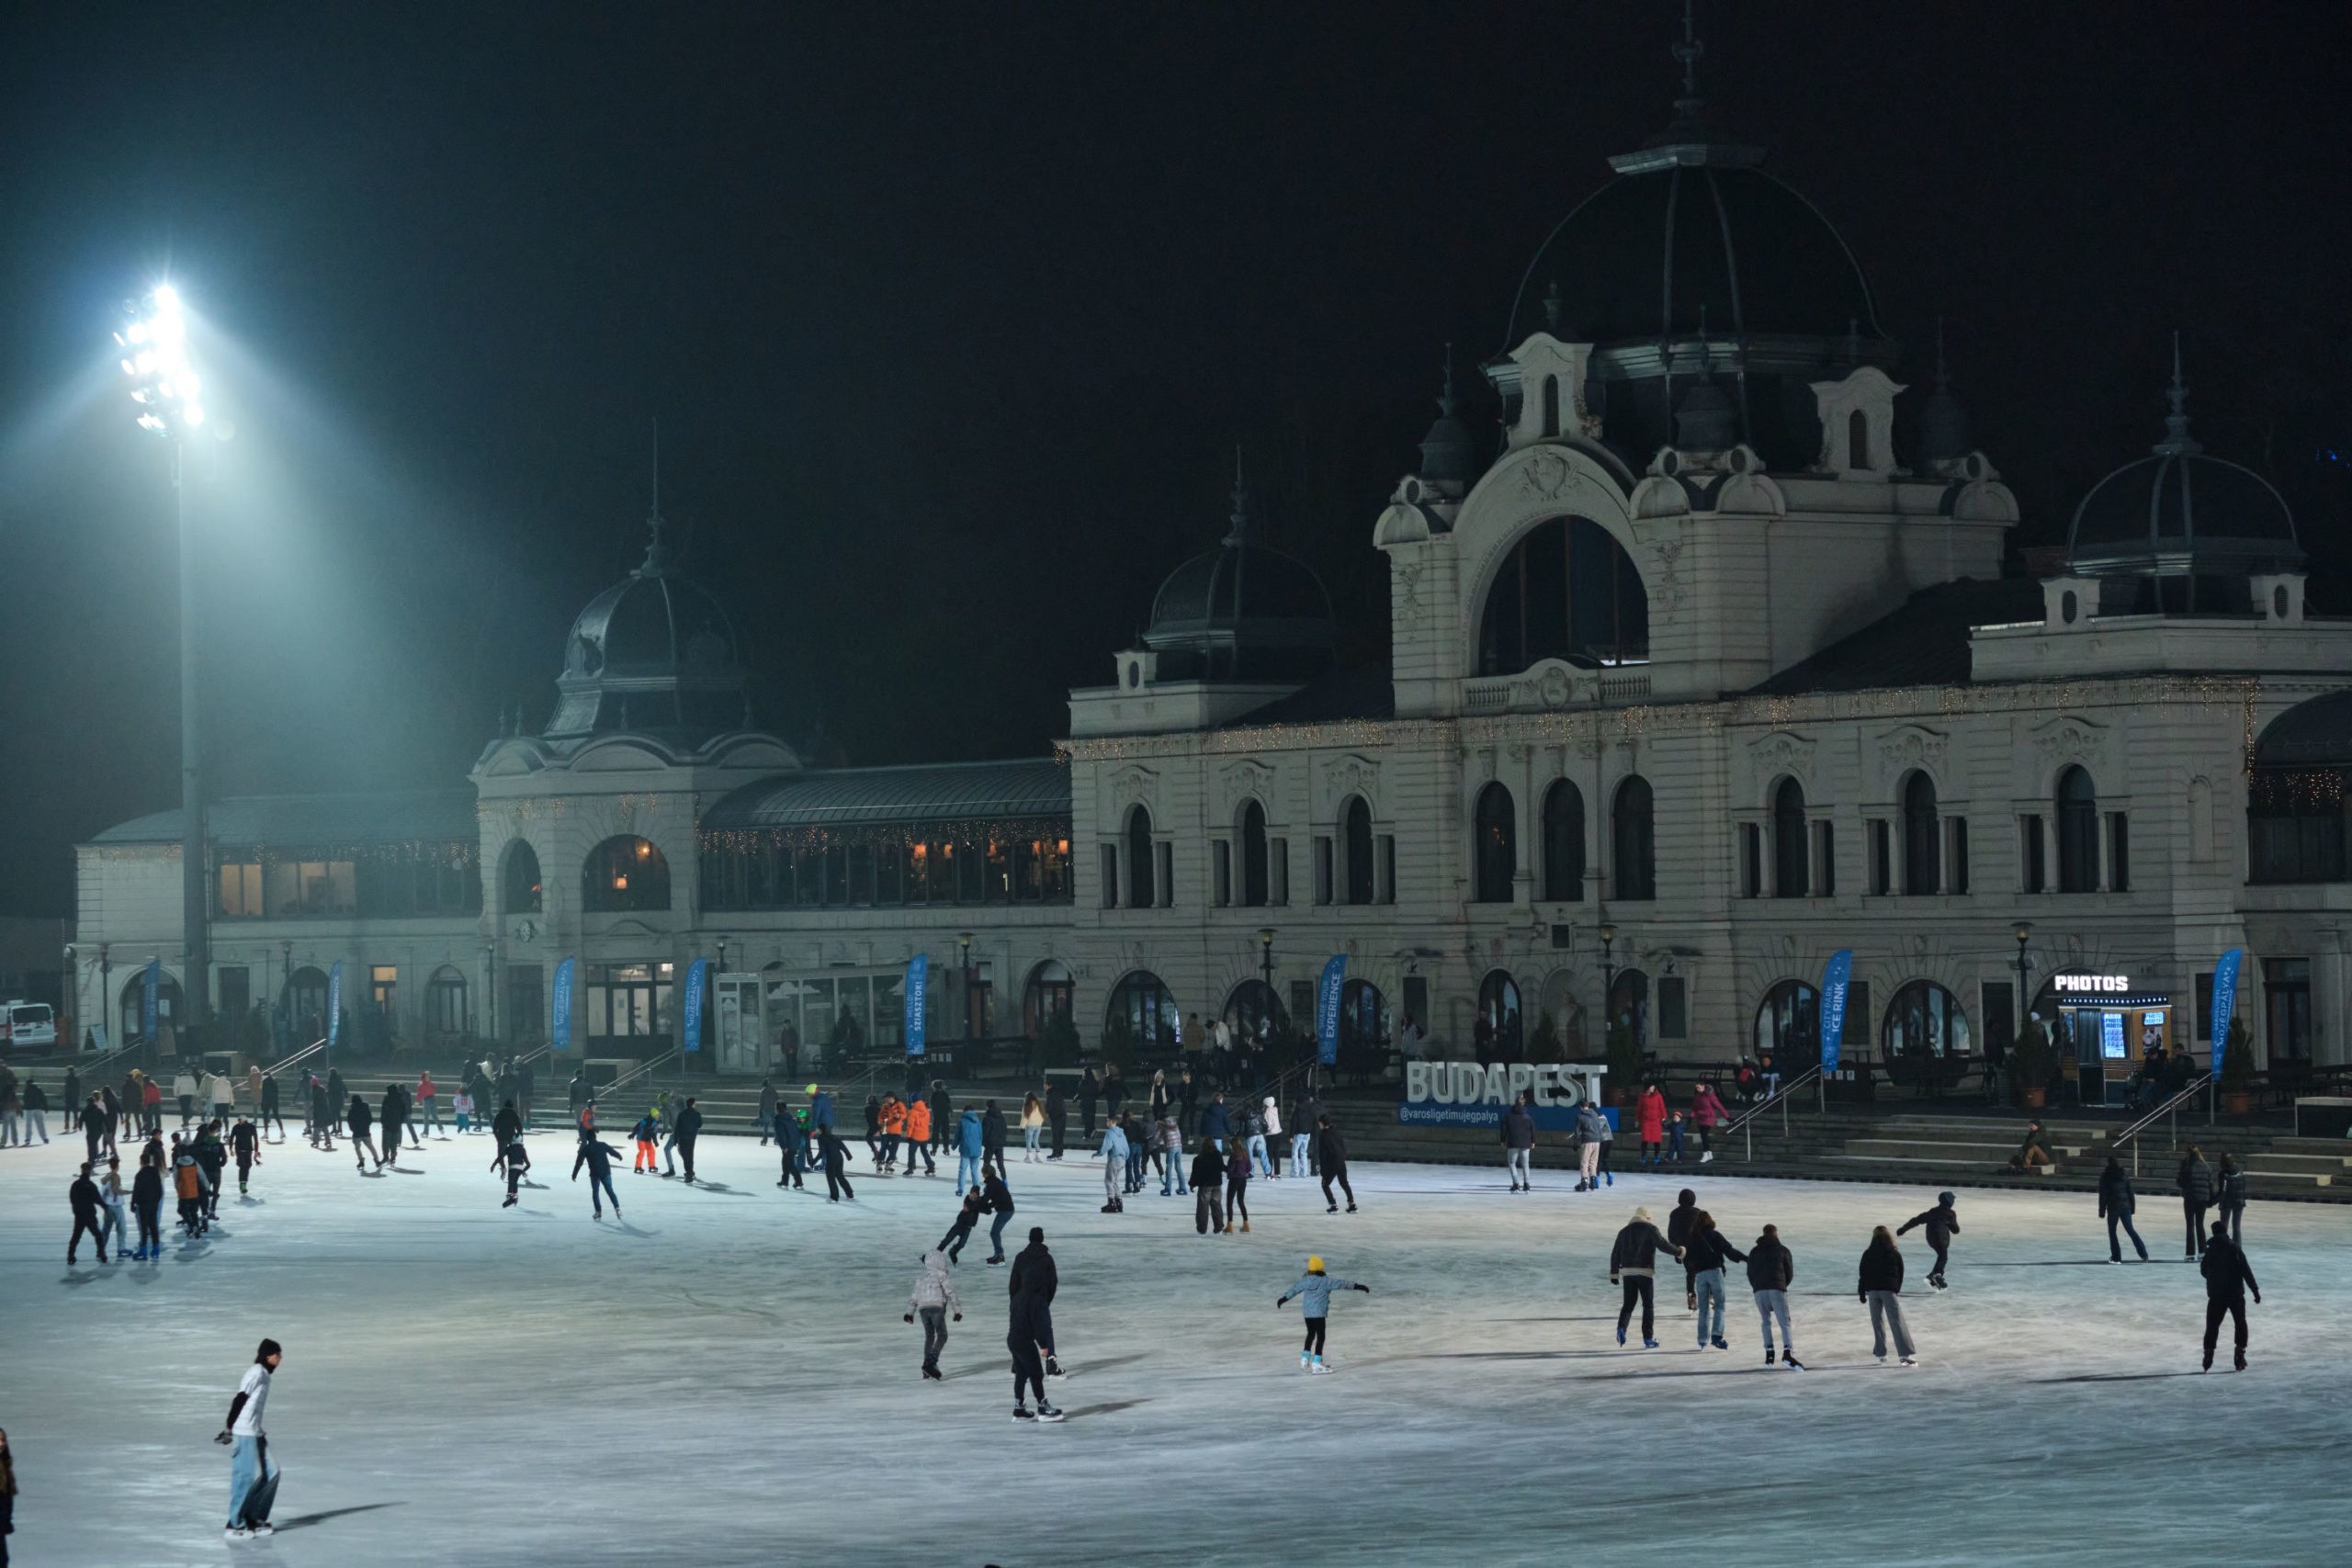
[1747,1224,1803,1369]
[218,1339,284,1538]
[1276,1255,1371,1373]
[1895,1191,1962,1290]
[1008,1227,1064,1419]
[807,1084,834,1135]
[1609,1206,1684,1348]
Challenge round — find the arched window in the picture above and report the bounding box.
[1476,516,1650,676]
[1223,980,1288,1044]
[1772,778,1808,897]
[1473,783,1516,903]
[1023,960,1073,1037]
[1343,796,1375,906]
[1339,978,1386,1054]
[584,835,671,912]
[1106,970,1176,1051]
[1612,775,1656,900]
[1125,806,1156,908]
[1239,799,1270,907]
[1542,780,1585,901]
[501,840,543,916]
[1901,773,1939,896]
[2055,765,2098,892]
[426,964,469,1038]
[1848,408,1870,469]
[119,971,185,1045]
[1607,968,1650,1049]
[1477,970,1522,1056]
[1883,979,1972,1058]
[1542,375,1561,438]
[1755,979,1820,1069]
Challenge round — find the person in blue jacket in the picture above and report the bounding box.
[1277,1255,1371,1373]
[1098,1117,1129,1213]
[807,1084,834,1134]
[571,1133,624,1220]
[775,1102,807,1190]
[956,1109,986,1191]
[1199,1092,1232,1153]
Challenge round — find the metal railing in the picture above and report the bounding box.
[2113,1071,2215,1177]
[592,1047,682,1107]
[1720,1063,1827,1162]
[268,1038,332,1079]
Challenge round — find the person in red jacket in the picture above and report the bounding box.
[1634,1083,1668,1171]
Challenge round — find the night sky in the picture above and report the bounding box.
[0,3,2346,916]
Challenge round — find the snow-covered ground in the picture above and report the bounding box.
[0,1122,2342,1566]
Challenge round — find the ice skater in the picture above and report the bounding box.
[1225,1134,1252,1233]
[131,1152,164,1260]
[1276,1255,1371,1373]
[1192,1137,1226,1235]
[1259,1095,1282,1179]
[217,1338,282,1540]
[2199,1218,2260,1371]
[1634,1081,1667,1170]
[1315,1114,1355,1213]
[1690,1080,1726,1163]
[1683,1210,1745,1350]
[1157,1114,1188,1196]
[1501,1093,1536,1191]
[1858,1224,1917,1366]
[1895,1191,1960,1290]
[67,1161,110,1265]
[2099,1156,2149,1262]
[673,1097,704,1183]
[819,1124,855,1202]
[957,1107,987,1192]
[905,1249,963,1380]
[1747,1224,1803,1369]
[98,1155,130,1260]
[230,1117,260,1196]
[1575,1102,1608,1191]
[631,1111,661,1174]
[775,1104,808,1189]
[2215,1154,2248,1246]
[571,1130,624,1219]
[493,1134,531,1207]
[1609,1206,1683,1348]
[1098,1114,1128,1213]
[981,1166,1017,1263]
[346,1093,379,1172]
[1009,1226,1064,1421]
[941,1186,985,1263]
[904,1094,935,1176]
[1667,1189,1702,1309]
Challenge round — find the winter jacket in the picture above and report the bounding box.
[203,1074,230,1106]
[1636,1089,1667,1141]
[1098,1124,1129,1162]
[909,1250,962,1314]
[809,1090,835,1130]
[930,1088,953,1133]
[1190,1143,1226,1190]
[80,1101,107,1138]
[1691,1086,1728,1128]
[880,1100,906,1137]
[1022,1102,1044,1131]
[906,1100,932,1143]
[1261,1100,1282,1137]
[1315,1122,1349,1169]
[261,1077,279,1112]
[1897,1201,1960,1248]
[982,1170,1015,1216]
[231,1122,258,1159]
[675,1106,704,1141]
[958,1110,986,1156]
[630,1114,659,1145]
[1010,1239,1057,1303]
[23,1080,46,1111]
[70,1174,101,1217]
[945,1192,983,1233]
[1609,1220,1680,1278]
[2199,1235,2259,1302]
[2217,1168,2249,1210]
[348,1098,374,1134]
[1279,1271,1364,1318]
[1500,1104,1536,1151]
[572,1139,619,1179]
[1858,1240,1905,1297]
[1577,1105,1611,1145]
[492,1105,522,1145]
[2098,1165,2135,1217]
[2177,1156,2215,1206]
[132,1164,164,1211]
[1241,1109,1265,1139]
[174,1073,198,1101]
[1666,1197,1700,1251]
[981,1106,1008,1152]
[1045,1084,1067,1120]
[1200,1101,1232,1140]
[1159,1117,1183,1154]
[1745,1235,1794,1292]
[758,1084,779,1119]
[1683,1226,1748,1274]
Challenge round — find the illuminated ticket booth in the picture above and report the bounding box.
[2043,972,2172,1109]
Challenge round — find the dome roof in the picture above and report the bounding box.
[1417,348,1480,484]
[544,517,750,741]
[2067,355,2301,577]
[1140,476,1336,683]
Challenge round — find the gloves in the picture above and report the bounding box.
[1355,1283,1371,1293]
[953,1313,962,1322]
[214,1430,232,1446]
[904,1314,913,1323]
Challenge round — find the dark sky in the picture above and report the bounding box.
[1,3,2347,916]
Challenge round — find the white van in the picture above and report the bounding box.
[2,1001,58,1053]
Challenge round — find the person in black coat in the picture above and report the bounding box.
[673,1098,705,1183]
[346,1095,379,1171]
[1044,1079,1068,1160]
[259,1073,284,1141]
[1609,1207,1684,1347]
[1858,1225,1916,1364]
[1079,1069,1101,1142]
[2177,1146,2215,1258]
[1007,1227,1065,1416]
[1315,1115,1354,1213]
[980,1100,1009,1179]
[67,1163,108,1265]
[2199,1220,2261,1371]
[2098,1156,2149,1262]
[1666,1189,1702,1309]
[1191,1140,1227,1235]
[930,1082,955,1158]
[980,1168,1018,1263]
[818,1126,855,1202]
[571,1134,624,1219]
[131,1157,165,1260]
[80,1094,109,1166]
[1895,1191,1961,1289]
[1746,1225,1802,1368]
[1683,1212,1747,1350]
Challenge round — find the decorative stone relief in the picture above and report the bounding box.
[1319,754,1381,815]
[1748,731,1817,787]
[1645,533,1686,613]
[1219,759,1275,816]
[1108,766,1159,821]
[2031,716,2109,770]
[1876,725,1949,773]
[1521,448,1579,502]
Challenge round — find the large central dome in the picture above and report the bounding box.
[544,517,747,741]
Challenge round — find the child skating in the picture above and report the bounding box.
[630,1111,660,1175]
[494,1134,531,1207]
[1276,1255,1372,1373]
[1896,1190,1961,1289]
[904,1248,963,1381]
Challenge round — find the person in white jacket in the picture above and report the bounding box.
[1098,1120,1129,1213]
[205,1072,233,1125]
[174,1070,200,1127]
[904,1248,963,1380]
[1258,1097,1283,1179]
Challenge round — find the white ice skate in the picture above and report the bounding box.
[1035,1400,1066,1421]
[1307,1357,1332,1374]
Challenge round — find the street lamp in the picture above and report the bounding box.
[2012,919,2035,1051]
[958,931,975,1040]
[118,284,211,1033]
[1598,920,1619,1035]
[1257,927,1281,1083]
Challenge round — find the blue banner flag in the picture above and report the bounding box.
[2209,947,2244,1069]
[1817,949,1854,1074]
[551,957,576,1054]
[141,959,160,1043]
[326,960,343,1048]
[1315,955,1347,1066]
[682,957,710,1053]
[904,954,929,1057]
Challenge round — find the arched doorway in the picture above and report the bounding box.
[583,835,671,912]
[1608,967,1650,1049]
[1476,969,1522,1058]
[1339,978,1386,1055]
[1755,979,1820,1070]
[1473,783,1515,903]
[1106,970,1176,1053]
[282,966,331,1044]
[1883,980,1972,1059]
[1537,969,1586,1056]
[425,964,469,1042]
[119,971,185,1046]
[1023,960,1073,1037]
[1223,979,1288,1044]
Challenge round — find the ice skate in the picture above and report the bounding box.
[1035,1400,1066,1421]
[1240,1219,1250,1233]
[1327,1203,1339,1213]
[1765,1348,1777,1365]
[922,1366,943,1381]
[1045,1356,1067,1381]
[249,1523,275,1538]
[227,1525,252,1540]
[1616,1326,1627,1346]
[1712,1337,1730,1350]
[1013,1404,1035,1421]
[501,1195,517,1208]
[1898,1356,1917,1367]
[1642,1338,1659,1349]
[1301,1351,1313,1370]
[1782,1356,1805,1371]
[1308,1358,1331,1374]
[1346,1202,1358,1213]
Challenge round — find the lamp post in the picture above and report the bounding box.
[99,942,111,1055]
[118,285,210,1035]
[2010,920,2034,1103]
[1258,927,1280,1084]
[1598,920,1619,1042]
[958,931,975,1041]
[482,942,497,1050]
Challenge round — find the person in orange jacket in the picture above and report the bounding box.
[902,1095,935,1178]
[879,1094,908,1171]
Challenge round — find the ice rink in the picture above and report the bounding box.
[0,1120,2344,1566]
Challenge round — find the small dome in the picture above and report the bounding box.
[545,517,749,741]
[1918,327,1971,465]
[1418,349,1480,484]
[1141,476,1336,683]
[1672,360,1737,451]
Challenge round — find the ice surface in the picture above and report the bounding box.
[0,1127,2344,1566]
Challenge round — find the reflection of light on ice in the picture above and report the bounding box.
[0,1134,2342,1563]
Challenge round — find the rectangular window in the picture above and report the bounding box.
[1099,844,1119,908]
[1981,980,2014,1057]
[2020,815,2046,894]
[1154,841,1173,908]
[985,839,1012,903]
[1813,820,1836,897]
[874,971,906,1048]
[1842,981,1871,1046]
[1868,820,1892,896]
[1378,834,1396,904]
[506,963,545,1045]
[1657,976,1688,1039]
[877,842,904,905]
[1213,841,1232,907]
[370,965,399,1032]
[218,966,250,1027]
[2265,957,2312,1064]
[1402,975,1430,1032]
[847,843,876,906]
[2106,813,2131,892]
[1314,837,1335,906]
[217,860,263,918]
[1289,980,1316,1024]
[1042,837,1070,903]
[1739,823,1762,898]
[2195,972,2213,1043]
[825,845,851,906]
[1270,838,1290,905]
[1946,818,1970,895]
[905,843,929,906]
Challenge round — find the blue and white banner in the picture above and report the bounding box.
[2209,947,2245,1069]
[904,954,929,1057]
[1315,954,1347,1066]
[682,957,711,1054]
[551,957,576,1054]
[1817,949,1854,1074]
[326,960,343,1048]
[141,959,160,1043]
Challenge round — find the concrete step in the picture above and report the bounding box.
[1841,1138,2084,1163]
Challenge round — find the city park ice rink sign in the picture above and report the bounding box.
[1397,1061,1611,1131]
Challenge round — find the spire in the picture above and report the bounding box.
[1419,344,1478,483]
[1614,0,1759,171]
[1543,280,1563,335]
[1438,342,1458,418]
[1919,316,1972,465]
[1224,445,1251,545]
[640,417,671,572]
[1670,0,1705,125]
[2156,330,2200,455]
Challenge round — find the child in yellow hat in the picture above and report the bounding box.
[1276,1255,1371,1373]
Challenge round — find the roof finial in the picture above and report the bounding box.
[1934,316,1951,391]
[2158,329,2199,455]
[1671,0,1704,117]
[1227,444,1250,544]
[1438,342,1457,418]
[642,417,670,571]
[1543,279,1563,334]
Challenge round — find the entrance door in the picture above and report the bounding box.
[716,977,763,1073]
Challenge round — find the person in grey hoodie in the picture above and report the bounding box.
[1576,1103,1611,1191]
[1277,1254,1371,1372]
[904,1248,963,1380]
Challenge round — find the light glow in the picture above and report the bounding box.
[117,282,210,438]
